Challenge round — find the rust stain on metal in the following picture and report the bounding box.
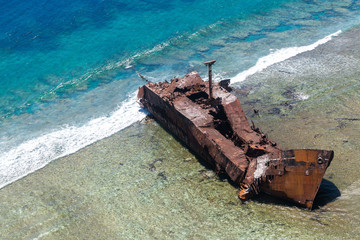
[137,63,334,209]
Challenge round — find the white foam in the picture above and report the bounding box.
[231,30,342,84]
[0,92,146,189]
[0,34,182,190]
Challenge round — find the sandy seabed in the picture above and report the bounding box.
[1,26,360,239]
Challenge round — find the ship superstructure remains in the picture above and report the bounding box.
[137,66,333,209]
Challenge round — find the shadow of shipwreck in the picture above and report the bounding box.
[312,178,341,208]
[248,178,340,210]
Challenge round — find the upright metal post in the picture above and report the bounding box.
[204,60,216,100]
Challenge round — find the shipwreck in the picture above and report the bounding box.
[137,60,334,209]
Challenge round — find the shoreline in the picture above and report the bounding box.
[1,25,360,238]
[0,28,348,191]
[230,30,343,84]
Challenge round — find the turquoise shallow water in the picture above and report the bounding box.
[1,0,360,187]
[1,1,360,238]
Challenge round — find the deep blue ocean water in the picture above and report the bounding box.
[1,0,360,188]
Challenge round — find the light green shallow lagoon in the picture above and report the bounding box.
[1,27,360,240]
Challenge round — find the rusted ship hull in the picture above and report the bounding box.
[138,71,333,209]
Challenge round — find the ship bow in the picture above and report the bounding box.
[261,149,334,209]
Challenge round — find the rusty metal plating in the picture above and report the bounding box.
[137,66,334,209]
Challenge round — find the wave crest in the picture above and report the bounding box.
[0,92,146,189]
[231,30,342,84]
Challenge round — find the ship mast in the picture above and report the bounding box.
[204,60,216,100]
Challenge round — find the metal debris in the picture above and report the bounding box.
[137,63,334,209]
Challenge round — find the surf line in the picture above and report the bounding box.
[0,92,146,190]
[231,30,342,84]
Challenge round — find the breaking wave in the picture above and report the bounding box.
[0,92,146,189]
[0,29,344,190]
[231,30,342,84]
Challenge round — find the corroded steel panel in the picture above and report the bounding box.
[138,71,334,209]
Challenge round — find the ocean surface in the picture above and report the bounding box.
[1,0,360,238]
[1,0,360,189]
